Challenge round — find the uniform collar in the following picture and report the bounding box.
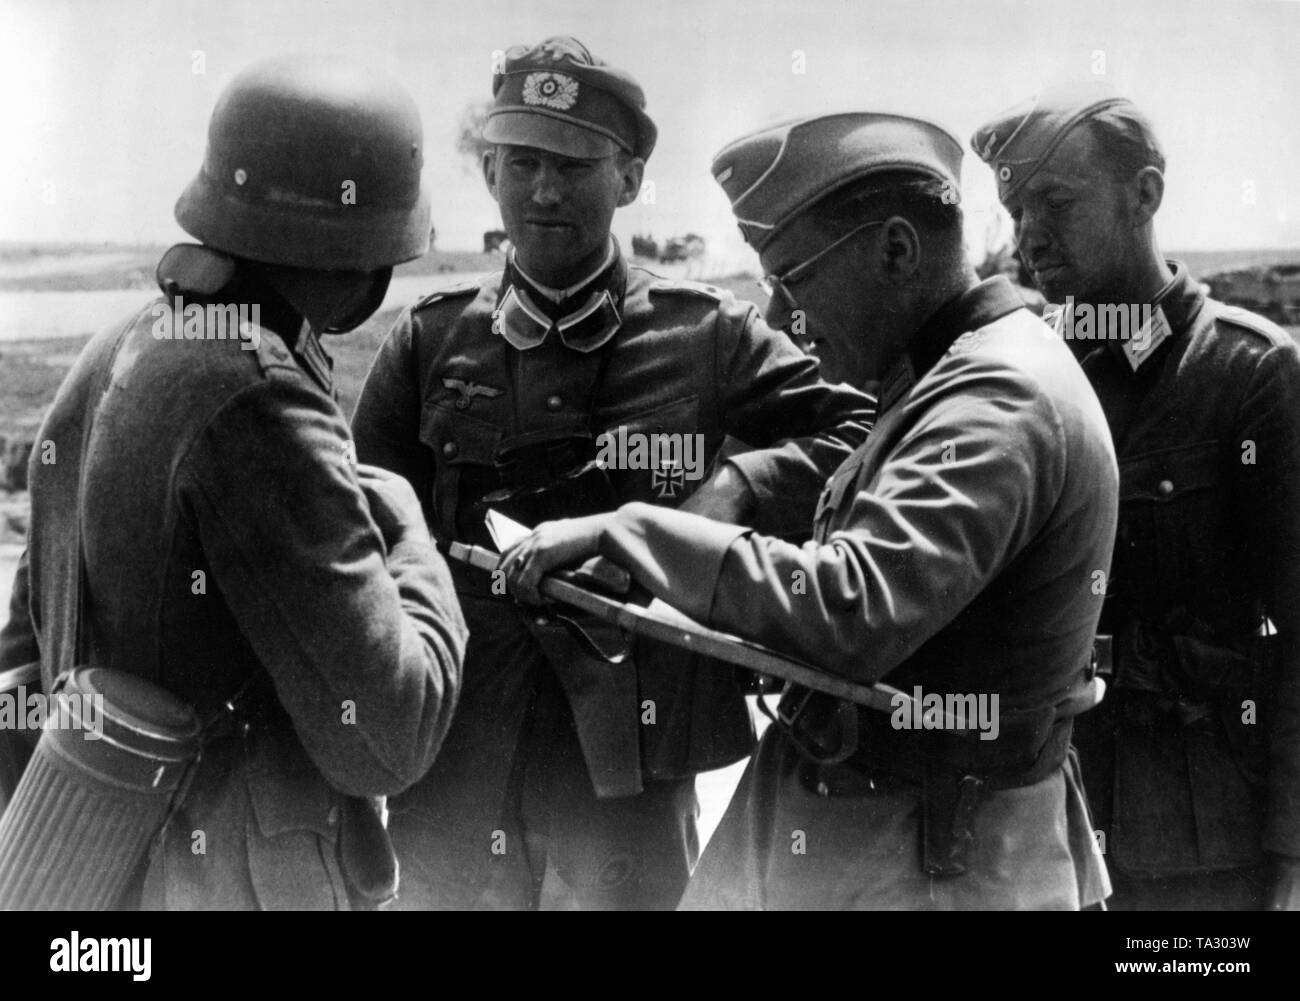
[512,238,617,302]
[1050,260,1200,374]
[877,276,1025,415]
[292,324,334,395]
[1099,259,1198,373]
[494,241,627,353]
[1150,260,1203,333]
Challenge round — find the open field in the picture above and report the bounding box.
[0,243,766,438]
[0,242,499,292]
[8,238,1300,289]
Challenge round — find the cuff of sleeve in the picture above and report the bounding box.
[599,502,751,625]
[726,450,771,503]
[726,446,817,537]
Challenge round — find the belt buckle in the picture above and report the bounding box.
[777,684,815,729]
[770,685,858,766]
[1091,634,1114,681]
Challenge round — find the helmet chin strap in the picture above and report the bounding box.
[253,264,393,336]
[322,268,392,334]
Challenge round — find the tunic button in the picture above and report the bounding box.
[534,615,549,627]
[816,780,830,798]
[442,441,458,458]
[327,806,339,826]
[546,395,563,412]
[1157,479,1174,497]
[455,397,470,410]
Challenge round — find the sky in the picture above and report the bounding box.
[3,0,1298,261]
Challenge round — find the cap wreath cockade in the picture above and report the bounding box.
[522,72,579,110]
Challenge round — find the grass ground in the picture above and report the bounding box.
[0,339,78,439]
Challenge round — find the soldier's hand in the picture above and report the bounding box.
[1266,853,1300,910]
[500,514,611,605]
[567,555,632,597]
[356,463,428,551]
[679,461,756,524]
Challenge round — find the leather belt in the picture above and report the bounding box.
[820,706,1073,791]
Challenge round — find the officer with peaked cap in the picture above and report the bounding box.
[973,84,1300,911]
[0,55,467,909]
[352,37,873,910]
[501,111,1119,909]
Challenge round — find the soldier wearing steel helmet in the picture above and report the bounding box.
[0,55,467,909]
[351,36,873,910]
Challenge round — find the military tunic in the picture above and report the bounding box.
[0,280,467,909]
[351,248,874,908]
[1067,262,1300,906]
[586,277,1118,908]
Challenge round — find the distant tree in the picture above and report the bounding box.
[456,100,495,173]
[659,234,706,263]
[631,234,659,260]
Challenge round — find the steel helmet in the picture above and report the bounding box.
[175,54,431,271]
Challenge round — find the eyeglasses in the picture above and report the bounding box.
[757,219,885,311]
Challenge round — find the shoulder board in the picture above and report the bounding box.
[413,278,485,312]
[1214,302,1291,345]
[239,327,301,382]
[647,278,729,302]
[251,326,299,376]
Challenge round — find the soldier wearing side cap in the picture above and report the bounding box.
[351,37,873,910]
[501,112,1119,909]
[973,85,1300,910]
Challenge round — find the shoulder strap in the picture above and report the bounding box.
[53,317,134,683]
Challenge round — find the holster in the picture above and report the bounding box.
[921,766,986,878]
[917,713,1071,877]
[527,614,642,799]
[787,688,1074,878]
[338,795,398,910]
